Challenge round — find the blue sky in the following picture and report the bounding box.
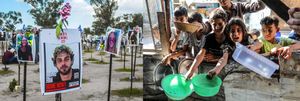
[0,0,144,30]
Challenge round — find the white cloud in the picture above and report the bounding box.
[65,0,94,29]
[115,0,144,17]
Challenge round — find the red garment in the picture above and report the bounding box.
[2,51,14,64]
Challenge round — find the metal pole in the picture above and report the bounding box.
[107,54,113,101]
[23,62,27,101]
[130,46,133,95]
[123,45,126,69]
[18,62,20,85]
[55,93,61,101]
[145,0,157,51]
[133,46,137,77]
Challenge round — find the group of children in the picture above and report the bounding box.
[161,1,300,100]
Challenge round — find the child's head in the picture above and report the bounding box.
[188,12,203,24]
[188,12,203,33]
[260,16,279,42]
[249,29,260,40]
[209,9,227,34]
[225,18,248,44]
[174,6,188,23]
[218,0,232,8]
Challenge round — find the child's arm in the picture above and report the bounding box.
[162,45,188,65]
[185,48,206,79]
[242,0,265,13]
[208,51,229,76]
[276,41,300,59]
[170,29,181,52]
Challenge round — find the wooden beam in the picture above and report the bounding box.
[157,12,170,55]
[164,0,171,53]
[261,0,289,22]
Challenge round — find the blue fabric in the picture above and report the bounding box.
[288,31,300,41]
[275,31,281,38]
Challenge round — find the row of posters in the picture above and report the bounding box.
[10,26,141,95]
[37,27,136,95]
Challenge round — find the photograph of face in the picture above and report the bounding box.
[106,31,117,53]
[51,45,78,82]
[16,32,35,62]
[104,28,122,55]
[40,29,82,95]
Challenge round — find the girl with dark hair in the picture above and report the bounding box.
[106,31,117,53]
[225,18,262,51]
[225,17,249,46]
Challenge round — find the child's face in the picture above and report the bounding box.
[261,24,278,42]
[218,0,231,7]
[229,24,243,42]
[175,15,188,23]
[211,18,226,34]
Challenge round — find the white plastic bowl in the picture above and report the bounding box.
[232,43,279,78]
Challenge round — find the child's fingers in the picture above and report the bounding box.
[283,53,291,60]
[280,48,288,57]
[287,18,300,25]
[294,12,300,19]
[288,8,300,18]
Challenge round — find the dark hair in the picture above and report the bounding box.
[260,16,279,27]
[52,45,74,66]
[225,17,249,45]
[188,12,203,23]
[209,8,227,22]
[174,6,188,17]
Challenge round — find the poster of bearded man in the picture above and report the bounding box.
[39,29,82,95]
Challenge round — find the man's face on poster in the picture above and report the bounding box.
[55,51,72,75]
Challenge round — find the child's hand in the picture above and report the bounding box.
[185,70,194,80]
[288,7,300,32]
[247,45,256,51]
[207,69,217,80]
[175,28,181,36]
[161,54,172,65]
[270,47,279,55]
[276,46,292,59]
[204,53,215,61]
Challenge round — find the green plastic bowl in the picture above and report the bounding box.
[161,74,193,100]
[191,74,222,97]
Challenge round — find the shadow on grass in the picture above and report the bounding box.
[120,77,143,82]
[91,60,109,64]
[97,52,106,56]
[84,50,94,53]
[82,78,90,84]
[0,69,15,76]
[112,88,143,97]
[84,58,98,61]
[136,64,143,67]
[114,59,129,62]
[114,68,137,72]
